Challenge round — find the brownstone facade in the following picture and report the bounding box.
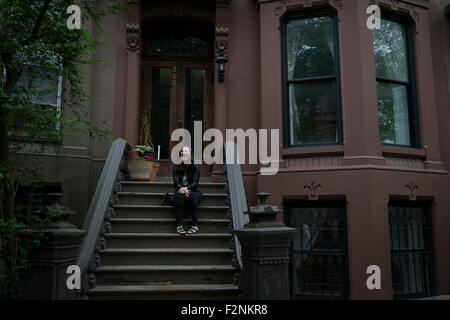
[33,0,450,299]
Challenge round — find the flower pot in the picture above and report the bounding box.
[127,160,160,181]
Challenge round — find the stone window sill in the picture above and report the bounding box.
[282,145,344,158]
[381,145,426,159]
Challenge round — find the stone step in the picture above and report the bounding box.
[104,233,232,249]
[113,205,229,220]
[117,192,227,206]
[110,218,230,234]
[94,265,236,286]
[99,248,234,266]
[88,284,239,300]
[120,181,227,194]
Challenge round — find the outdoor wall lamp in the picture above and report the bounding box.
[216,55,228,82]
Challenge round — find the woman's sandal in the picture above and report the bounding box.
[176,226,186,235]
[186,226,199,234]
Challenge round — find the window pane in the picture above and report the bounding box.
[373,19,409,82]
[17,65,59,105]
[289,80,337,145]
[184,68,204,136]
[145,34,210,55]
[377,81,411,145]
[287,16,335,79]
[150,67,171,159]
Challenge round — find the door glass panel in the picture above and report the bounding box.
[150,67,171,159]
[184,68,205,136]
[145,35,211,55]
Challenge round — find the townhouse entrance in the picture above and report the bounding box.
[141,61,213,160]
[140,21,214,161]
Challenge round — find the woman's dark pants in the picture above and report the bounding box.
[174,191,200,226]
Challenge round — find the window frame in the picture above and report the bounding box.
[284,200,350,300]
[281,9,343,148]
[11,62,64,141]
[388,201,436,299]
[374,12,421,148]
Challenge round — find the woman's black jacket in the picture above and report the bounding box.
[173,164,200,192]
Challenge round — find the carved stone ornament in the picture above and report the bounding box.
[215,0,231,58]
[374,0,420,24]
[126,24,140,53]
[406,182,418,201]
[274,0,342,17]
[126,0,141,53]
[216,27,229,56]
[304,181,322,200]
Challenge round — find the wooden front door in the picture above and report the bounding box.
[141,61,213,160]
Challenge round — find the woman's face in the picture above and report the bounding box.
[181,147,190,161]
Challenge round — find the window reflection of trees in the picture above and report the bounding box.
[373,18,413,146]
[286,15,339,145]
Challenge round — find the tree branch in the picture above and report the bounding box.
[26,0,53,46]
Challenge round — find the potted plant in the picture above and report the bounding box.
[127,119,160,181]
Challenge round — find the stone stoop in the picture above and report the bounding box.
[88,180,239,300]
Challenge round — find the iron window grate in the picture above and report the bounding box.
[389,204,435,299]
[286,204,349,300]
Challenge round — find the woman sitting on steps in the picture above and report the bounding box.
[173,146,202,235]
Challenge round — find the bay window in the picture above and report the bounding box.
[373,15,419,147]
[282,11,342,147]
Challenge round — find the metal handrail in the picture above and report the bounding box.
[77,138,130,291]
[223,141,249,269]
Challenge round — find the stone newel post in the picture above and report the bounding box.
[233,193,295,300]
[18,193,86,300]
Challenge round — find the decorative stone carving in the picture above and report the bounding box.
[304,181,322,200]
[126,1,141,53]
[215,0,231,58]
[333,0,343,9]
[274,0,342,18]
[375,0,421,24]
[215,27,229,56]
[390,0,400,10]
[406,182,418,200]
[263,265,283,298]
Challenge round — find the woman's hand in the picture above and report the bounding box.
[178,187,190,197]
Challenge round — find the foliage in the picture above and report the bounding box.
[133,145,154,161]
[0,206,65,299]
[0,0,124,298]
